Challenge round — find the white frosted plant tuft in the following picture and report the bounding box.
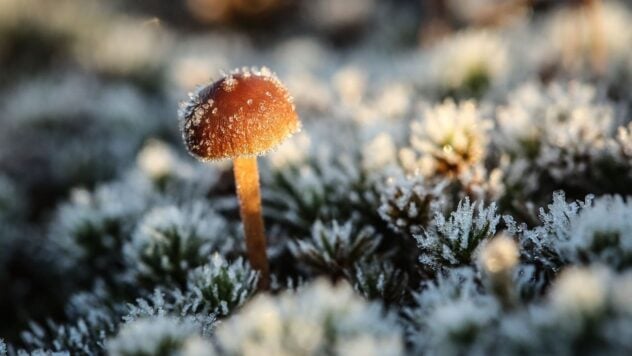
[184,254,258,316]
[417,197,502,271]
[290,220,380,275]
[378,170,448,236]
[523,191,632,270]
[126,200,231,285]
[106,316,214,356]
[427,29,509,97]
[406,100,492,178]
[215,279,404,356]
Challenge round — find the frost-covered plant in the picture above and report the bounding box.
[22,317,114,355]
[263,121,381,235]
[350,259,408,304]
[417,197,501,271]
[406,267,500,355]
[407,265,632,355]
[126,200,231,286]
[404,100,492,178]
[510,265,632,356]
[124,255,256,335]
[50,174,154,285]
[20,283,123,355]
[427,30,509,98]
[124,288,216,339]
[378,171,448,236]
[542,0,632,78]
[497,81,613,158]
[562,195,632,269]
[290,220,380,275]
[215,279,404,356]
[106,317,214,356]
[184,255,258,316]
[523,191,632,271]
[496,81,626,206]
[0,74,165,213]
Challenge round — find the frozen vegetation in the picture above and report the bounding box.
[1,0,632,355]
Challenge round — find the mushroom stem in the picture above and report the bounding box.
[233,156,269,290]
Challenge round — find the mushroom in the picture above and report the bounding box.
[179,67,300,289]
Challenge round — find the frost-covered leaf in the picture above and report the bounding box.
[417,198,502,271]
[290,220,380,275]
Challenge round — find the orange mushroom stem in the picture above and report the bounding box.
[233,156,269,289]
[179,67,300,290]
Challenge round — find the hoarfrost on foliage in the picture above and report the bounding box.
[405,100,492,178]
[3,0,632,354]
[378,170,448,236]
[184,254,258,316]
[126,200,232,285]
[523,191,632,270]
[416,197,502,270]
[290,220,380,274]
[106,317,214,356]
[427,30,509,97]
[215,279,404,356]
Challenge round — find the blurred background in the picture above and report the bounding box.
[1,0,632,348]
[2,0,628,215]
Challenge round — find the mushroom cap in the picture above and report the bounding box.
[180,67,300,161]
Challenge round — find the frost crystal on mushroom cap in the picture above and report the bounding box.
[179,67,300,161]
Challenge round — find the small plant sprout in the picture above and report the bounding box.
[179,67,300,289]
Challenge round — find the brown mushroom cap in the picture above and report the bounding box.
[180,67,300,161]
